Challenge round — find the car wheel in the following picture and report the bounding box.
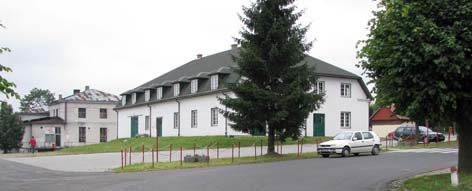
[371,145,380,155]
[353,153,359,156]
[321,154,329,158]
[341,147,350,157]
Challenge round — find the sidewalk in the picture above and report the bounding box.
[3,143,319,172]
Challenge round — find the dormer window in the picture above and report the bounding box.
[191,79,198,93]
[156,87,163,100]
[132,93,137,104]
[122,95,127,105]
[145,90,150,102]
[210,75,219,90]
[173,83,180,96]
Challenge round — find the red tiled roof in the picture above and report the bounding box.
[370,107,409,121]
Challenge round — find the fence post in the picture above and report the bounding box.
[300,139,303,156]
[276,141,279,153]
[207,145,210,167]
[238,142,241,160]
[281,141,283,156]
[385,136,388,151]
[156,141,159,162]
[121,149,124,170]
[217,142,219,160]
[180,146,183,168]
[297,140,300,158]
[152,148,155,168]
[129,146,132,165]
[436,133,439,143]
[260,139,263,157]
[142,144,145,163]
[169,144,172,162]
[254,143,257,161]
[448,127,452,144]
[231,144,234,163]
[124,148,127,166]
[194,143,196,157]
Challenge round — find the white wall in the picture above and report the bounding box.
[117,77,370,138]
[118,92,246,138]
[48,102,117,146]
[305,77,370,137]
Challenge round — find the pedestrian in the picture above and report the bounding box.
[29,136,37,154]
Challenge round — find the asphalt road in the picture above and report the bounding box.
[0,151,457,191]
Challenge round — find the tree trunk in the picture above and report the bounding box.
[457,117,472,174]
[267,126,276,154]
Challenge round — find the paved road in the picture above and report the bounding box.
[0,151,457,191]
[3,144,319,172]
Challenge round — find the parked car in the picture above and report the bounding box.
[392,126,445,142]
[317,131,381,158]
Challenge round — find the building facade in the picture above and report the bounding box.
[21,86,120,148]
[370,106,414,137]
[116,46,373,138]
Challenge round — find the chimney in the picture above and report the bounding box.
[197,54,203,59]
[73,89,80,95]
[59,94,63,100]
[231,44,237,49]
[85,85,90,91]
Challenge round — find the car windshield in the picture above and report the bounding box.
[419,126,433,133]
[333,132,353,140]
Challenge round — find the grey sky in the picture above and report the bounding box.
[0,0,378,110]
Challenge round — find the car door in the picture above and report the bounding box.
[351,132,365,153]
[395,127,404,139]
[362,132,375,152]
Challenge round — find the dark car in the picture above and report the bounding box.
[393,126,445,142]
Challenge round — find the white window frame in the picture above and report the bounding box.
[156,87,163,100]
[122,95,127,105]
[341,83,351,97]
[211,107,218,126]
[132,93,137,104]
[315,81,325,94]
[144,90,150,102]
[191,110,198,128]
[191,79,198,94]
[210,75,219,90]
[173,83,180,96]
[173,112,179,129]
[340,112,351,129]
[145,115,150,131]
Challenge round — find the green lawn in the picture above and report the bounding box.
[400,173,472,191]
[114,151,320,172]
[60,136,330,154]
[389,141,458,150]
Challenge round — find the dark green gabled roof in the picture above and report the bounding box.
[121,47,372,99]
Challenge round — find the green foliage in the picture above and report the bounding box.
[20,88,55,112]
[0,102,24,153]
[400,173,472,191]
[357,0,472,173]
[0,23,19,99]
[357,0,472,123]
[220,0,323,151]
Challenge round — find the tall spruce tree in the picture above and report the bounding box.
[221,0,323,154]
[0,102,24,153]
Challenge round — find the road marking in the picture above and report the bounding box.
[390,148,458,154]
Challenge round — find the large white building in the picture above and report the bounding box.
[21,86,120,148]
[115,46,373,138]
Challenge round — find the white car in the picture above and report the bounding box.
[317,131,381,158]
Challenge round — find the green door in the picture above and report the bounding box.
[156,117,163,137]
[131,116,139,138]
[313,113,325,136]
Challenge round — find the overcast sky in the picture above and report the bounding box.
[0,0,378,110]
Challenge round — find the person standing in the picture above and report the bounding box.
[29,136,37,154]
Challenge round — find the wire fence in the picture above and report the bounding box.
[119,137,325,170]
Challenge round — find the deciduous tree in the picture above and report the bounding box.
[0,102,24,153]
[358,0,471,173]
